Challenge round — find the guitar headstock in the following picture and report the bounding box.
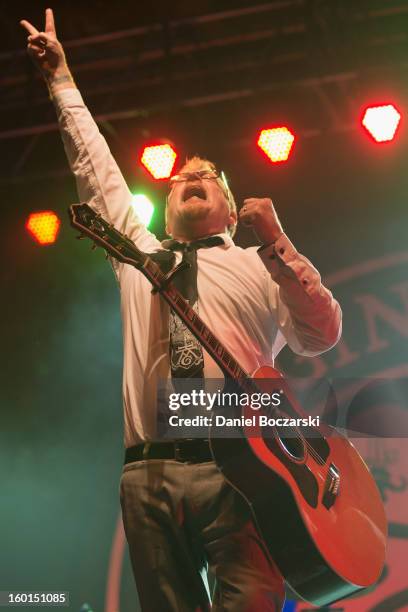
[68,203,146,267]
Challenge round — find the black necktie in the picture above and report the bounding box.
[150,235,224,380]
[165,235,224,308]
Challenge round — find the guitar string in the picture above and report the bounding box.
[245,387,328,466]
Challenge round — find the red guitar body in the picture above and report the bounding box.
[209,366,387,607]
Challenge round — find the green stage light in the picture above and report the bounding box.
[131,194,155,227]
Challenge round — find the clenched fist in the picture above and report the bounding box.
[239,198,284,245]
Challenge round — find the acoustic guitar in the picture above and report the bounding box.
[69,203,387,607]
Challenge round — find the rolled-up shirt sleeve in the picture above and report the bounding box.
[258,233,342,356]
[52,88,160,271]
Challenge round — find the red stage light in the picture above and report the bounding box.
[140,144,177,179]
[26,211,61,245]
[361,104,401,143]
[257,127,295,163]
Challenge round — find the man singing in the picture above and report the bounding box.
[21,9,342,611]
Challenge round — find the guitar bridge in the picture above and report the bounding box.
[322,463,340,509]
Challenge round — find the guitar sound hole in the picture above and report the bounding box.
[276,426,306,461]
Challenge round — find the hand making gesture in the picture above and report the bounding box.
[20,8,73,89]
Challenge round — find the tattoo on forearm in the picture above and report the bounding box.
[51,74,74,85]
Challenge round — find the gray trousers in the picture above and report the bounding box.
[120,458,285,611]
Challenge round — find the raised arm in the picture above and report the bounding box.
[20,9,160,255]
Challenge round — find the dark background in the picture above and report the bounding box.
[1,1,408,610]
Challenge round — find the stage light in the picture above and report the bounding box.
[257,127,295,163]
[26,211,60,245]
[140,144,177,179]
[361,104,401,143]
[131,194,154,227]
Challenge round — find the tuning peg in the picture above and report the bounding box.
[76,234,85,240]
[91,243,97,250]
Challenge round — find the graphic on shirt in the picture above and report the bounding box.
[169,305,204,374]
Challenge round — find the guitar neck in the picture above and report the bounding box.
[69,203,256,391]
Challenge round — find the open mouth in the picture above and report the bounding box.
[182,184,207,202]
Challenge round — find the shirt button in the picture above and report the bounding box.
[302,278,308,284]
[279,248,285,255]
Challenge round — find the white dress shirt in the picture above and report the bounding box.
[53,88,342,447]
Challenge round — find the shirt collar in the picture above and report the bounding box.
[161,232,234,250]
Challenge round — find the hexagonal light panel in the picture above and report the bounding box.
[362,104,401,143]
[26,211,61,245]
[140,144,177,179]
[257,127,295,163]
